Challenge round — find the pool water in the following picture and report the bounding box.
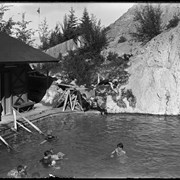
[0,113,180,178]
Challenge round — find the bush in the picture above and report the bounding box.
[166,15,180,30]
[118,36,127,43]
[131,3,162,44]
[62,50,97,87]
[106,51,119,61]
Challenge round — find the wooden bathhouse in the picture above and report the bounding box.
[0,32,58,116]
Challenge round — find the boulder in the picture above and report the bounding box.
[41,83,64,106]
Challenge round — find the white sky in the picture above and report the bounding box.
[2,2,134,46]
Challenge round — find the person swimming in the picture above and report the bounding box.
[40,150,56,168]
[7,165,28,178]
[50,149,65,161]
[40,130,57,145]
[110,142,126,158]
[45,130,56,141]
[40,149,65,168]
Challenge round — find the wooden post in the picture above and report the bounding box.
[12,108,44,135]
[72,95,77,111]
[63,90,69,111]
[12,108,17,131]
[16,121,32,133]
[77,102,84,111]
[0,135,13,150]
[69,91,73,110]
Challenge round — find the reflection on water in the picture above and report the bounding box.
[0,114,180,177]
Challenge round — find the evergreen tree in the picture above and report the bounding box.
[38,18,50,50]
[79,8,92,47]
[62,8,108,87]
[79,8,107,56]
[132,3,162,44]
[61,7,78,41]
[49,23,63,47]
[15,12,36,46]
[0,4,15,35]
[61,14,68,41]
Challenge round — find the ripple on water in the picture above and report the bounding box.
[1,114,180,177]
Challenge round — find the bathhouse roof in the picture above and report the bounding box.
[0,32,59,63]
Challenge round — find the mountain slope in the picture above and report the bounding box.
[103,3,180,57]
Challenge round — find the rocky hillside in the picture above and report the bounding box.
[106,21,180,115]
[43,3,180,115]
[103,3,180,57]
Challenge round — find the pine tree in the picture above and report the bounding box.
[61,7,78,41]
[15,12,36,46]
[62,8,108,87]
[79,8,92,47]
[0,4,15,35]
[79,8,107,55]
[49,23,63,47]
[132,3,162,44]
[61,14,69,41]
[38,18,50,50]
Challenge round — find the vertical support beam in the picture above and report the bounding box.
[13,107,44,135]
[63,90,69,111]
[72,95,77,111]
[12,107,17,131]
[69,91,73,110]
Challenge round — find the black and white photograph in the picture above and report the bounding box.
[0,1,180,178]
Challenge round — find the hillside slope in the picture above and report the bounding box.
[103,3,180,57]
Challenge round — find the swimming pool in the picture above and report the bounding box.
[0,113,180,178]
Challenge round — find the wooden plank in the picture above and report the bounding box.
[16,121,32,133]
[63,90,69,111]
[12,108,17,131]
[72,95,77,111]
[12,108,44,135]
[69,93,73,110]
[0,135,13,150]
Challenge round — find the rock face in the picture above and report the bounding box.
[44,36,84,58]
[107,23,180,115]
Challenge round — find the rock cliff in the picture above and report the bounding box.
[107,23,180,115]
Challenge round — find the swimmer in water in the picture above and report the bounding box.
[7,165,28,178]
[49,149,66,161]
[40,150,56,168]
[40,130,57,145]
[110,142,126,158]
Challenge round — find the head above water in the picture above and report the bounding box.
[17,165,27,173]
[117,142,123,149]
[44,150,53,157]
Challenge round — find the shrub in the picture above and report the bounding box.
[166,15,180,30]
[118,36,127,43]
[131,3,162,44]
[106,51,119,61]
